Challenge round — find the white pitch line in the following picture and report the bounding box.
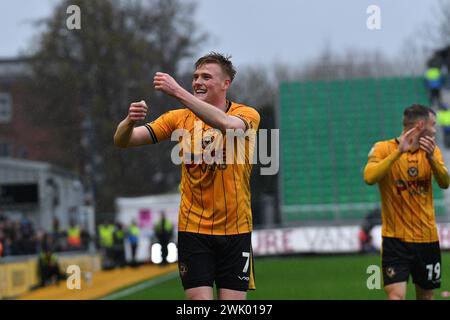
[100,271,178,300]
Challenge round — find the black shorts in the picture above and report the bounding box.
[177,231,255,291]
[382,237,441,290]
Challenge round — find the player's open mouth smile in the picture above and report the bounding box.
[194,88,207,95]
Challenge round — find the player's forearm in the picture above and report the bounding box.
[176,88,229,131]
[428,156,450,188]
[364,149,402,185]
[114,117,134,148]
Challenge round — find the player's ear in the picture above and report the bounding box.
[223,78,231,90]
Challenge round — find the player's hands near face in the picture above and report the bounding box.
[419,135,436,158]
[127,100,148,123]
[398,127,419,153]
[153,72,183,98]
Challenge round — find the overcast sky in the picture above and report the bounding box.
[0,0,444,68]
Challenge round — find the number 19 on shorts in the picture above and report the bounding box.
[426,263,441,281]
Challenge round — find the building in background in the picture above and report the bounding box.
[0,157,93,234]
[0,58,54,160]
[0,58,93,233]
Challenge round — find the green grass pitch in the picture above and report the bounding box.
[109,252,450,300]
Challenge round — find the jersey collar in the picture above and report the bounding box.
[225,100,232,113]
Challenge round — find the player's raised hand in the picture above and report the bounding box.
[153,72,183,98]
[398,127,419,153]
[419,135,436,158]
[127,100,148,123]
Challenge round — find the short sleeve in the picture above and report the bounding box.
[230,106,260,131]
[145,109,184,143]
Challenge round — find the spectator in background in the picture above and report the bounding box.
[127,220,140,266]
[0,216,12,257]
[67,220,82,251]
[0,216,39,256]
[0,216,5,257]
[37,231,53,253]
[51,217,64,252]
[20,217,35,253]
[0,228,3,258]
[359,206,381,253]
[3,238,12,257]
[424,64,445,109]
[38,245,65,287]
[113,222,126,267]
[2,219,19,255]
[11,221,24,255]
[153,211,174,265]
[97,220,116,269]
[80,224,91,251]
[437,106,450,149]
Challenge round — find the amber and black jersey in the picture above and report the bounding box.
[366,138,447,242]
[145,101,260,235]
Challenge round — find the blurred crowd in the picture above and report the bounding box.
[97,213,174,269]
[0,215,91,258]
[0,215,37,256]
[1,211,174,283]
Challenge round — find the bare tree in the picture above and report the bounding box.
[25,0,206,213]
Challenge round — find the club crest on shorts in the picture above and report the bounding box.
[408,167,418,178]
[385,267,396,278]
[179,263,188,278]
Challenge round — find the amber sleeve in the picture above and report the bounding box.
[428,154,450,189]
[364,149,402,185]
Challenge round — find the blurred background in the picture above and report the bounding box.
[1,0,450,300]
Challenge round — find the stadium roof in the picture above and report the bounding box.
[0,156,81,180]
